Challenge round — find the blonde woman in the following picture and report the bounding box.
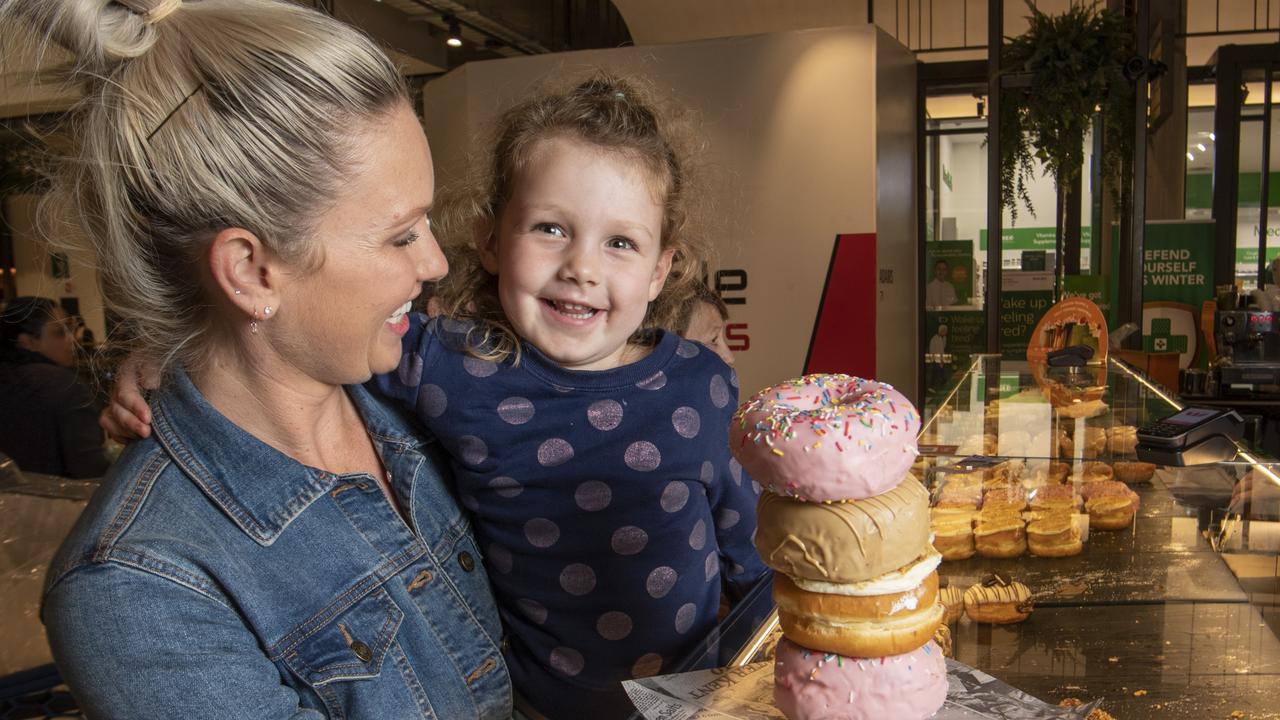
[3,0,512,717]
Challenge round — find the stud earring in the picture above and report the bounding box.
[263,306,273,316]
[234,289,242,295]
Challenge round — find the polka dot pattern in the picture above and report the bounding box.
[397,352,423,387]
[632,653,663,679]
[597,611,633,641]
[671,407,700,438]
[550,647,584,677]
[689,519,706,550]
[560,563,596,596]
[716,508,741,530]
[497,396,535,425]
[636,371,667,391]
[525,518,560,548]
[699,461,714,485]
[587,400,624,431]
[646,566,677,598]
[611,526,648,555]
[676,340,700,358]
[517,598,548,625]
[489,475,522,498]
[463,356,499,378]
[537,438,574,467]
[418,384,447,418]
[709,375,730,408]
[660,482,690,513]
[458,435,488,467]
[624,441,661,472]
[574,481,612,511]
[728,458,743,485]
[704,552,719,581]
[674,603,697,634]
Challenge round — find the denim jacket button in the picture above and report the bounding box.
[457,551,475,572]
[350,640,373,663]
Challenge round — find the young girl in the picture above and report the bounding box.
[108,74,766,719]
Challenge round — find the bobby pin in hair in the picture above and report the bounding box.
[146,83,204,142]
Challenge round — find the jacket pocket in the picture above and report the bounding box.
[287,586,404,686]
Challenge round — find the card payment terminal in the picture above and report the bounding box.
[1136,406,1245,466]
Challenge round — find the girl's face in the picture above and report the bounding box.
[484,136,673,371]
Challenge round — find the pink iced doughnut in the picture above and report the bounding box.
[731,374,920,502]
[774,637,947,720]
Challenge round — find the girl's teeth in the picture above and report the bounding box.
[553,300,596,319]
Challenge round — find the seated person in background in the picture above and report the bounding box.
[676,282,736,365]
[0,297,109,478]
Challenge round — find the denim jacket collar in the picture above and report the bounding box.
[151,370,423,546]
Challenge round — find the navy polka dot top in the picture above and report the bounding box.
[374,315,767,719]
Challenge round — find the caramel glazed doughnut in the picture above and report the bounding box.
[775,550,946,658]
[731,374,921,503]
[755,477,931,583]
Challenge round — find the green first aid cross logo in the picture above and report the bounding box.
[1144,317,1188,354]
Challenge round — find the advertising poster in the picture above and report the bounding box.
[1139,221,1214,369]
[925,309,985,396]
[925,240,975,307]
[999,272,1054,360]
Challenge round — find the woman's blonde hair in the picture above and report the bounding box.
[2,0,408,378]
[434,71,711,364]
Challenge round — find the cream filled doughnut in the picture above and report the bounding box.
[755,477,930,583]
[732,374,920,502]
[773,637,948,720]
[775,553,944,658]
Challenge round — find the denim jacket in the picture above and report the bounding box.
[42,371,513,719]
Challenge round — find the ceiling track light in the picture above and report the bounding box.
[445,15,462,48]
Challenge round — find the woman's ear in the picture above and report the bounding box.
[207,228,282,323]
[14,333,36,352]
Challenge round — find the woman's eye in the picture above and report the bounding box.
[394,230,420,248]
[606,237,637,251]
[534,223,565,237]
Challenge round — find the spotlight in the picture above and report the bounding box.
[1187,152,1195,161]
[1209,132,1216,141]
[446,17,462,47]
[1196,143,1206,152]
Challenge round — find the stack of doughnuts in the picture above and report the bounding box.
[736,374,946,720]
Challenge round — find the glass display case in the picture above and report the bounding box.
[721,356,1280,719]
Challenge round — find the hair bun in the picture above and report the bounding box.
[3,0,168,77]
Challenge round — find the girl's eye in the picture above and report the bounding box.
[606,237,637,251]
[394,229,420,248]
[534,223,566,237]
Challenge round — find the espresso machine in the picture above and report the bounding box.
[1214,309,1280,390]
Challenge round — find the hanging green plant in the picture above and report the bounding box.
[999,0,1135,224]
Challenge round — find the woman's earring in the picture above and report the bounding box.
[263,306,273,316]
[251,307,260,335]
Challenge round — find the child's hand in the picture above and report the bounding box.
[99,354,160,443]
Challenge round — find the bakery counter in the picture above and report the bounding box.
[952,602,1280,719]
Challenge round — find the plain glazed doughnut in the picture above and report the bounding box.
[773,637,947,720]
[731,374,920,502]
[755,477,929,583]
